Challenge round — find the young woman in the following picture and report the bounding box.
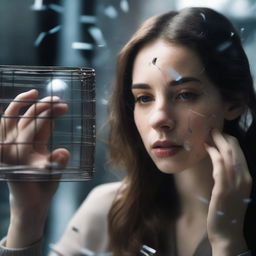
[0,7,255,256]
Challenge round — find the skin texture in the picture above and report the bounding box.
[132,39,227,173]
[132,39,252,255]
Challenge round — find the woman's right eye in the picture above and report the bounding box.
[135,95,153,103]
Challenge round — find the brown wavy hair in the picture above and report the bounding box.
[107,7,256,255]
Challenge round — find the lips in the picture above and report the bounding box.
[152,140,181,148]
[152,140,182,157]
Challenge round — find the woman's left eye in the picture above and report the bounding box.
[176,92,199,101]
[135,95,153,103]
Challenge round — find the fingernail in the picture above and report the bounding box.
[52,96,60,101]
[28,89,38,94]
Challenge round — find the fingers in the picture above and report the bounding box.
[1,91,68,159]
[1,91,69,170]
[16,103,68,153]
[224,136,252,189]
[1,90,39,131]
[18,96,61,129]
[205,128,252,192]
[211,129,248,174]
[1,90,68,141]
[33,103,68,153]
[1,91,67,133]
[47,148,70,169]
[204,143,227,193]
[210,129,236,184]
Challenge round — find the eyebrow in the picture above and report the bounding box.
[132,76,202,89]
[170,77,201,86]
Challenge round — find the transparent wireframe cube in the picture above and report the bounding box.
[0,65,95,181]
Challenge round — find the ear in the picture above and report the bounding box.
[224,101,245,121]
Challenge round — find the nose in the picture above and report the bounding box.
[148,100,176,131]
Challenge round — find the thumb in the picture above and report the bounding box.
[47,148,70,169]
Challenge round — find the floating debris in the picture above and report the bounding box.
[34,32,47,47]
[196,195,209,204]
[200,12,206,21]
[34,25,62,47]
[48,3,64,13]
[48,25,62,35]
[104,5,118,19]
[216,41,232,52]
[183,141,191,151]
[216,210,225,216]
[88,26,106,47]
[120,0,129,13]
[240,27,245,40]
[152,57,157,65]
[140,244,157,256]
[72,42,94,50]
[243,198,252,204]
[168,68,182,82]
[189,109,207,118]
[80,15,97,24]
[72,226,79,232]
[31,0,46,11]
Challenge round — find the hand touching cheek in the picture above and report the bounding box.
[205,129,252,255]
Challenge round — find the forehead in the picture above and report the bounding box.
[132,39,204,79]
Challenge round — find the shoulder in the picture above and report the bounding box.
[86,181,123,204]
[75,181,123,229]
[57,182,123,252]
[82,181,123,215]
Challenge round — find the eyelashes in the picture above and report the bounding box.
[176,91,200,101]
[134,95,153,103]
[134,91,201,104]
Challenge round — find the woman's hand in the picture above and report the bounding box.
[205,128,252,256]
[0,89,70,247]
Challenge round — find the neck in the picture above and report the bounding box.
[174,156,214,218]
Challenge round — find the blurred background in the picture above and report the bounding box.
[0,0,255,254]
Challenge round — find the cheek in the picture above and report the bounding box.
[184,108,223,145]
[188,112,212,135]
[134,111,146,139]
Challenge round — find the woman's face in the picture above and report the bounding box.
[132,39,232,173]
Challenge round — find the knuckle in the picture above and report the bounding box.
[245,175,252,186]
[223,147,232,156]
[212,186,228,198]
[229,135,239,145]
[215,155,224,165]
[14,93,23,101]
[212,169,224,182]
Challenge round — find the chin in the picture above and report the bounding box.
[154,153,209,174]
[156,163,187,174]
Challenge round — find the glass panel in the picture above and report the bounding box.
[0,65,96,181]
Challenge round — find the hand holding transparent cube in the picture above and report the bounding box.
[0,65,95,181]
